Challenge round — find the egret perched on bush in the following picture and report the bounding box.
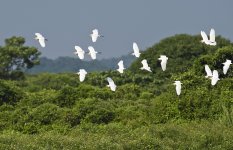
[173,81,182,96]
[76,69,87,82]
[200,28,216,46]
[158,55,168,71]
[117,60,125,73]
[222,59,232,75]
[107,77,116,91]
[211,70,220,86]
[90,29,103,42]
[204,65,213,78]
[140,59,152,72]
[74,46,85,60]
[88,46,100,60]
[35,33,47,47]
[132,42,141,58]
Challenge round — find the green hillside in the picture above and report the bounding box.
[26,55,135,74]
[0,34,232,149]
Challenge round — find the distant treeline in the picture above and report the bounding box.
[26,55,135,74]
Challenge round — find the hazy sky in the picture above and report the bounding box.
[0,0,232,59]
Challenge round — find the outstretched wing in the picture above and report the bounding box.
[205,65,212,77]
[118,60,124,69]
[209,28,215,43]
[201,31,209,43]
[133,42,140,57]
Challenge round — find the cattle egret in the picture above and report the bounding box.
[88,46,99,60]
[74,46,85,60]
[158,55,168,71]
[222,59,232,75]
[205,65,213,78]
[117,60,125,73]
[200,28,216,46]
[140,59,152,72]
[173,81,182,96]
[107,77,116,91]
[90,29,103,42]
[76,69,87,82]
[132,42,141,58]
[211,70,220,86]
[35,33,47,47]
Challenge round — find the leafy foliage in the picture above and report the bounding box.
[0,34,232,148]
[0,36,40,79]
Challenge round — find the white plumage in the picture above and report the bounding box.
[211,70,220,86]
[117,60,125,74]
[158,55,168,71]
[74,46,85,60]
[200,28,216,46]
[173,81,182,96]
[88,46,98,60]
[209,28,216,45]
[132,42,141,58]
[222,59,232,75]
[204,65,213,78]
[107,77,116,91]
[35,33,46,47]
[140,59,152,72]
[90,29,103,42]
[77,69,87,82]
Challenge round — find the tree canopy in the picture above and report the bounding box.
[0,36,40,79]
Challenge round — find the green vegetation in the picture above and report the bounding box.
[26,55,135,74]
[0,34,232,149]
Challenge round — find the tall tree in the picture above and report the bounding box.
[0,36,41,79]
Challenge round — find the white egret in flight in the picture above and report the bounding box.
[117,60,125,74]
[107,77,116,91]
[90,29,103,42]
[173,81,182,96]
[88,46,100,60]
[35,33,47,47]
[76,69,87,82]
[222,59,232,75]
[140,59,152,72]
[74,46,85,60]
[132,42,141,58]
[158,55,168,71]
[200,28,216,46]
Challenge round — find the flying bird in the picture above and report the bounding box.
[117,60,125,74]
[106,77,116,91]
[90,29,103,42]
[204,65,213,78]
[211,70,220,86]
[35,33,47,47]
[140,59,152,72]
[76,69,87,82]
[158,55,168,71]
[74,46,85,60]
[222,59,232,75]
[88,46,99,60]
[173,81,182,96]
[200,28,216,46]
[132,42,141,58]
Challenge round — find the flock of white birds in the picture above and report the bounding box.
[34,28,232,96]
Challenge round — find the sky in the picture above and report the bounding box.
[0,0,232,59]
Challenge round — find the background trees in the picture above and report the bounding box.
[0,36,40,79]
